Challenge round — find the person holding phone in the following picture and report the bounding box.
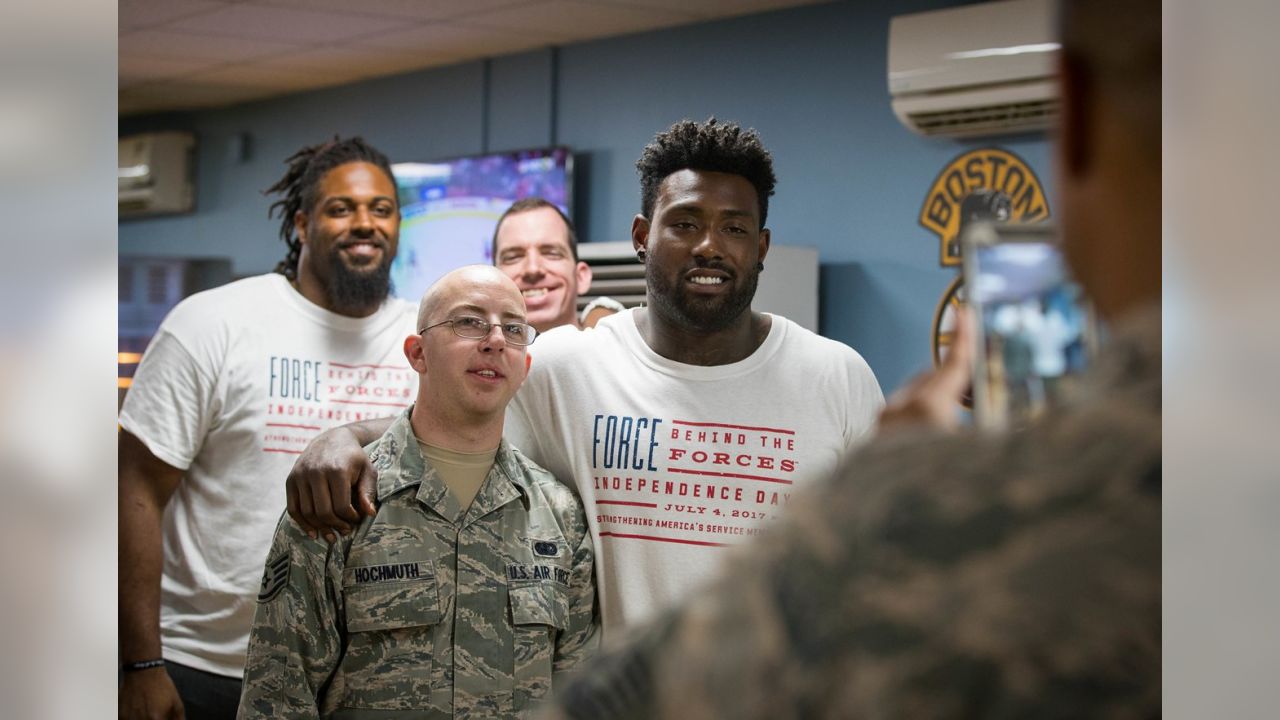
[539,0,1161,716]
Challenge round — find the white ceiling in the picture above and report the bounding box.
[119,0,829,116]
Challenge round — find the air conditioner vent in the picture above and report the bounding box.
[888,0,1058,139]
[908,97,1058,136]
[119,131,196,218]
[577,242,646,311]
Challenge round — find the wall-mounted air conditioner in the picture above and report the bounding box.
[888,0,1059,138]
[578,241,819,332]
[119,131,196,218]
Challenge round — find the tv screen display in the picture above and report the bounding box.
[389,146,572,304]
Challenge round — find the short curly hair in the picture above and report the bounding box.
[265,136,395,280]
[635,117,777,229]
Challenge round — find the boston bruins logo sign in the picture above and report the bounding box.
[921,148,1050,371]
[920,148,1050,267]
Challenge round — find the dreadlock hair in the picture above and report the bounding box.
[491,197,580,262]
[635,117,777,229]
[265,136,395,280]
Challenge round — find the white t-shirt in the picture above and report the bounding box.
[119,274,417,677]
[506,309,884,640]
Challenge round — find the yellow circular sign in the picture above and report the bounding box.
[918,148,1051,267]
[931,274,965,368]
[930,273,974,408]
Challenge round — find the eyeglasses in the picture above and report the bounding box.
[419,315,537,346]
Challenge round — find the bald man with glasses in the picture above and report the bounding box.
[238,265,598,719]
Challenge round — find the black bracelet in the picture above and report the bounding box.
[122,659,165,672]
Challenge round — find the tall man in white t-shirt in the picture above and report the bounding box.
[286,119,884,641]
[541,2,1163,715]
[119,137,419,720]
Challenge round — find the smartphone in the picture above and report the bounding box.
[962,221,1097,430]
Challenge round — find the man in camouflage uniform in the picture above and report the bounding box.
[238,266,598,719]
[542,0,1161,717]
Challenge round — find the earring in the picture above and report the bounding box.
[637,250,647,262]
[756,261,765,272]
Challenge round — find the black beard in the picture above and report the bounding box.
[324,252,393,314]
[647,263,759,334]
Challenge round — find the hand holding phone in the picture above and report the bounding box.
[962,222,1096,430]
[878,309,976,434]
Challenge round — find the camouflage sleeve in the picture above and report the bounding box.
[546,429,1161,720]
[237,513,344,720]
[551,518,598,676]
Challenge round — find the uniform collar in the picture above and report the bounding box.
[371,407,529,525]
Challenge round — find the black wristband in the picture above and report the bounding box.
[122,659,165,673]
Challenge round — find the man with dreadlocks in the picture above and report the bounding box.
[285,118,885,644]
[119,137,418,720]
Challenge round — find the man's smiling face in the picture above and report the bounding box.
[493,206,592,332]
[638,169,770,333]
[295,161,400,314]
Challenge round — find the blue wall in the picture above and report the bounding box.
[119,0,1053,393]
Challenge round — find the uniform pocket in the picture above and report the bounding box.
[340,562,441,710]
[509,581,568,629]
[509,581,568,711]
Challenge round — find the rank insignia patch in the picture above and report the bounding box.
[372,437,397,472]
[257,553,289,603]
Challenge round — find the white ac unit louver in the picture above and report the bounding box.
[577,242,648,312]
[119,131,196,218]
[888,0,1059,138]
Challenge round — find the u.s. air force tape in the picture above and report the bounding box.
[507,563,570,586]
[257,553,289,603]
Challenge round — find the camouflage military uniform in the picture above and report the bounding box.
[239,409,598,719]
[545,306,1161,720]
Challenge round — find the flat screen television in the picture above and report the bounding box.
[389,146,573,304]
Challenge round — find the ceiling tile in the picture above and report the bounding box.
[167,4,409,44]
[118,0,824,114]
[118,0,233,33]
[120,82,281,113]
[457,0,699,42]
[583,0,824,18]
[185,63,345,90]
[118,54,222,86]
[120,92,185,116]
[351,21,557,56]
[121,30,301,63]
[254,47,452,81]
[251,0,532,22]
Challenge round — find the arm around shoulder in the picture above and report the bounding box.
[285,415,395,540]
